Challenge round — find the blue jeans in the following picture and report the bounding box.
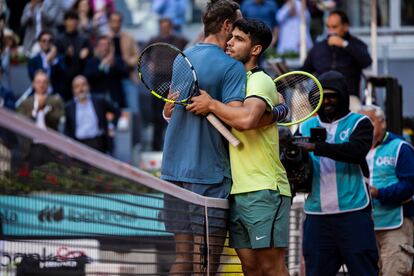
[303,208,379,276]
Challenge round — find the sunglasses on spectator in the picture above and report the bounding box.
[40,38,53,43]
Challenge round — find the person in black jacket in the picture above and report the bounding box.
[83,35,127,110]
[65,75,118,153]
[294,71,379,276]
[27,30,66,97]
[301,10,371,107]
[55,10,91,101]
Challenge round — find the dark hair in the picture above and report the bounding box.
[233,18,272,56]
[329,10,350,25]
[64,10,79,20]
[73,0,94,19]
[203,0,240,37]
[109,11,123,21]
[37,30,54,41]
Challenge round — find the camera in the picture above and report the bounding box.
[280,127,326,195]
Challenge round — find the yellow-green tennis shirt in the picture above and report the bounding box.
[229,69,291,196]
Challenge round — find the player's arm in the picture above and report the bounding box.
[186,90,266,131]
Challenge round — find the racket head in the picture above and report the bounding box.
[137,42,198,105]
[274,71,323,126]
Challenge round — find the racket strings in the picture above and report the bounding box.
[275,74,321,123]
[139,46,195,102]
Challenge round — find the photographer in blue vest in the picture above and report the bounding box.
[294,70,379,276]
[359,104,414,276]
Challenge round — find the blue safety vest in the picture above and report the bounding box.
[367,133,407,230]
[300,113,370,214]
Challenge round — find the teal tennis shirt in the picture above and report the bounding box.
[161,43,246,184]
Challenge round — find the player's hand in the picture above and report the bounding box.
[186,89,213,116]
[278,92,285,104]
[369,186,379,198]
[293,141,316,152]
[163,91,179,118]
[328,34,345,47]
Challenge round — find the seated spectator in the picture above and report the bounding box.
[83,35,126,109]
[27,30,65,97]
[55,10,91,101]
[16,70,64,175]
[301,9,372,103]
[74,0,94,37]
[65,75,118,153]
[17,70,64,131]
[276,0,313,55]
[20,0,59,57]
[152,0,187,33]
[0,75,15,110]
[241,0,279,49]
[146,17,188,151]
[108,11,140,114]
[90,0,114,36]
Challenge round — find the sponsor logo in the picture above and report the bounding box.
[255,235,267,241]
[339,128,351,141]
[375,156,396,166]
[0,209,18,224]
[38,206,140,224]
[38,206,64,222]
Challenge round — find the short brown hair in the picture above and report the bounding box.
[203,0,240,37]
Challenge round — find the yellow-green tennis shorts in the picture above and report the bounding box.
[229,189,291,249]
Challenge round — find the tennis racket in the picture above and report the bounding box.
[137,42,240,147]
[274,71,323,126]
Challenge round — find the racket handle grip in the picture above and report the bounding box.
[206,114,240,147]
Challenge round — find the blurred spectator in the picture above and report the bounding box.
[403,117,414,145]
[5,0,26,41]
[276,0,313,55]
[17,70,64,131]
[359,105,414,276]
[0,0,8,20]
[108,12,140,114]
[307,0,324,42]
[16,70,64,175]
[55,10,91,101]
[241,0,279,49]
[27,30,65,97]
[0,71,14,110]
[65,75,118,153]
[301,10,372,105]
[20,0,59,57]
[1,20,20,89]
[307,0,341,42]
[74,0,94,37]
[46,0,76,32]
[83,35,126,109]
[152,0,187,33]
[146,17,188,151]
[90,0,114,36]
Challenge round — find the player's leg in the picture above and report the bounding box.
[255,247,288,276]
[170,233,194,275]
[163,182,194,275]
[231,190,290,276]
[187,180,230,274]
[236,248,260,276]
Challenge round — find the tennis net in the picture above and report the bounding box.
[0,107,305,276]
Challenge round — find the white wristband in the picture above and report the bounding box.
[162,110,171,123]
